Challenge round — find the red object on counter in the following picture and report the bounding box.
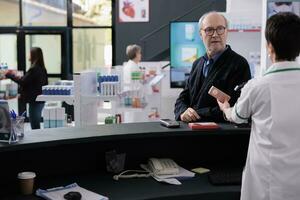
[188,122,219,130]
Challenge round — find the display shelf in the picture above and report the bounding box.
[117,106,145,112]
[228,29,261,32]
[36,95,75,105]
[97,107,115,113]
[81,94,119,102]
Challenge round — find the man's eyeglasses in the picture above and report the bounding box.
[202,26,226,36]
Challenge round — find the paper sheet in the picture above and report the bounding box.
[191,167,210,174]
[36,183,108,200]
[140,164,195,185]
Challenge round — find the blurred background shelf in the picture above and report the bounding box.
[36,95,75,105]
[228,29,261,32]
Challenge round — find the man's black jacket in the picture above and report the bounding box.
[174,45,251,122]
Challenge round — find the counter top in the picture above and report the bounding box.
[0,122,250,153]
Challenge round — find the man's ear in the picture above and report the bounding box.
[199,30,203,40]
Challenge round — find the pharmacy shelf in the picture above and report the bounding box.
[36,95,75,105]
[228,29,261,32]
[81,94,119,103]
[117,106,146,112]
[96,105,148,114]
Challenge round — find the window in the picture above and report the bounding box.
[72,0,112,26]
[0,0,20,26]
[0,0,113,118]
[25,34,62,74]
[73,28,112,73]
[22,0,67,26]
[0,34,18,70]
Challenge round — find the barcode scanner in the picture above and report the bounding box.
[64,191,82,200]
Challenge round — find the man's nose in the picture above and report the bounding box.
[212,29,218,37]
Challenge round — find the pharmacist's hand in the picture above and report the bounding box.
[217,100,230,112]
[180,107,200,122]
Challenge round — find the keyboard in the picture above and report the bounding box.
[208,168,242,185]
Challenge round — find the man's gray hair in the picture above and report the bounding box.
[198,11,228,30]
[126,44,141,60]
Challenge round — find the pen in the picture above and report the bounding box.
[21,111,26,117]
[10,110,16,119]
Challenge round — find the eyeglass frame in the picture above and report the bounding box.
[201,26,226,36]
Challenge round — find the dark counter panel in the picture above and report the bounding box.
[0,122,250,199]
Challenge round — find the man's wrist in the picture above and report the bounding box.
[223,107,233,122]
[180,113,184,121]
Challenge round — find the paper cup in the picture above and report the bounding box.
[17,172,36,195]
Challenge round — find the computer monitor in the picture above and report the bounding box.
[265,1,300,67]
[170,22,206,88]
[267,0,300,18]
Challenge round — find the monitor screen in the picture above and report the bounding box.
[170,22,206,88]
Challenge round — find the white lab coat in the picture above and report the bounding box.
[123,59,140,85]
[224,61,300,200]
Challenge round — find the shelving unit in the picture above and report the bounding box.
[36,95,75,105]
[0,75,19,113]
[36,65,164,127]
[228,29,261,32]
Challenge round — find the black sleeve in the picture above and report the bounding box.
[7,68,37,87]
[195,56,251,122]
[227,57,251,106]
[174,60,199,121]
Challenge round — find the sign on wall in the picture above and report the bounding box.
[119,0,149,22]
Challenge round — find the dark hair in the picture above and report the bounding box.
[30,47,46,69]
[265,12,300,61]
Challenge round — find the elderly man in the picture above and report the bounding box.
[174,12,251,122]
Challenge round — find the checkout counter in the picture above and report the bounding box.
[0,122,250,200]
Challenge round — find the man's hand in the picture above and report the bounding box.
[217,100,230,112]
[180,107,200,122]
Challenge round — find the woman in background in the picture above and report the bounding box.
[6,47,48,129]
[218,12,300,200]
[123,44,142,85]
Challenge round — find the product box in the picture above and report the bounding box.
[188,122,219,130]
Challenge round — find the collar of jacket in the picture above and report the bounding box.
[264,61,300,76]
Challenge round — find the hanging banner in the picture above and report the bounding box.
[119,0,149,22]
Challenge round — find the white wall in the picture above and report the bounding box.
[227,0,262,14]
[227,32,261,62]
[225,0,263,63]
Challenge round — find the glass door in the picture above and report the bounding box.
[0,33,19,113]
[17,30,68,114]
[24,32,65,82]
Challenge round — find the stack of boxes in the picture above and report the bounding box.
[43,107,66,128]
[97,75,120,96]
[42,80,74,96]
[42,85,73,95]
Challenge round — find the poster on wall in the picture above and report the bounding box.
[119,0,149,22]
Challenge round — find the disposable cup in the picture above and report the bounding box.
[17,172,36,195]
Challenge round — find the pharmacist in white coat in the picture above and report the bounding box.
[123,44,142,85]
[218,12,300,200]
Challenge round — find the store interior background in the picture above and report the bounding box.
[0,0,263,124]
